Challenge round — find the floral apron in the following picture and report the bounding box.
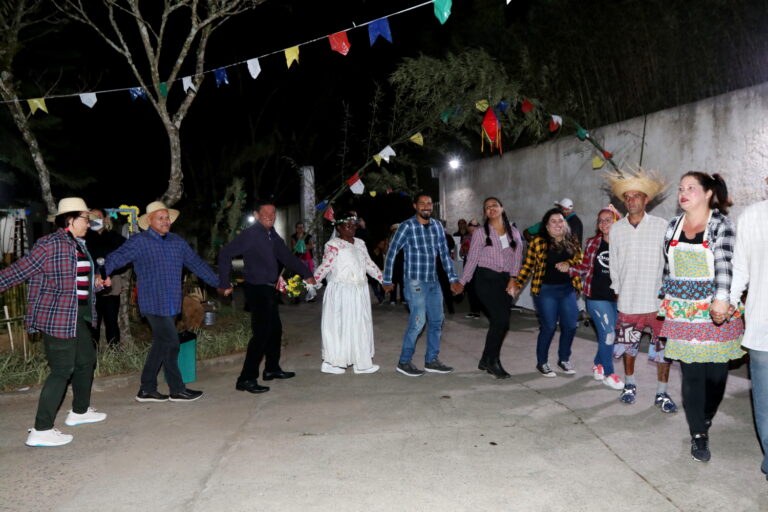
[659,214,745,363]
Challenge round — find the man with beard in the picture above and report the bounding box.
[382,192,462,377]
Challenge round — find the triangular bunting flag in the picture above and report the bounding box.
[549,115,562,132]
[158,82,168,98]
[378,145,396,163]
[521,98,534,113]
[285,46,300,68]
[434,0,452,24]
[346,173,365,195]
[182,76,196,93]
[79,93,97,108]
[576,127,589,141]
[315,200,328,211]
[497,100,509,112]
[246,58,261,79]
[602,150,613,159]
[369,191,377,197]
[27,98,48,114]
[373,155,382,166]
[323,205,335,222]
[409,132,424,146]
[592,156,605,169]
[368,18,392,46]
[129,87,147,100]
[214,68,229,87]
[475,99,489,111]
[328,31,351,56]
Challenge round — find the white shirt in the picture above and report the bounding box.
[609,212,667,314]
[729,200,768,351]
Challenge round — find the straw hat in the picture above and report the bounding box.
[47,197,90,221]
[138,201,180,230]
[605,167,666,201]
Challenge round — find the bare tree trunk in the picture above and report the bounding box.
[117,268,133,347]
[160,122,183,206]
[0,71,56,213]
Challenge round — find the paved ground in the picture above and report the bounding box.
[0,296,766,512]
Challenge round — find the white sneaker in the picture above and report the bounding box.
[592,364,605,381]
[353,364,380,374]
[321,361,345,374]
[25,428,73,447]
[65,407,107,426]
[603,373,625,390]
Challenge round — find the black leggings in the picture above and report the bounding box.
[473,267,512,362]
[680,361,729,436]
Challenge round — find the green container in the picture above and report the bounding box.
[177,331,197,384]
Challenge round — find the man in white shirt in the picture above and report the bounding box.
[608,169,678,413]
[728,198,768,480]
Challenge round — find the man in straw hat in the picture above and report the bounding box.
[606,168,678,413]
[105,201,228,403]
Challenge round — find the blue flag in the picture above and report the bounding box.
[368,18,392,46]
[214,68,229,88]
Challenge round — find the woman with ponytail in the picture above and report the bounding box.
[659,172,744,463]
[456,197,523,378]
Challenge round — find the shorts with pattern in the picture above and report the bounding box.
[613,312,667,363]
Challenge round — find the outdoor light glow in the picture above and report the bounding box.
[247,216,255,223]
[449,159,460,169]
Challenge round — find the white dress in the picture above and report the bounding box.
[314,237,383,369]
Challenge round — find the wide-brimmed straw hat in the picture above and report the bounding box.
[47,197,90,221]
[138,201,180,230]
[605,167,666,202]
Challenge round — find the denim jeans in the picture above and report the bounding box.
[400,279,444,364]
[585,299,618,376]
[532,283,578,365]
[750,349,768,477]
[143,315,185,395]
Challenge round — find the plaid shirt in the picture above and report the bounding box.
[105,228,219,316]
[568,235,603,297]
[0,229,96,339]
[383,216,457,284]
[514,236,582,295]
[663,209,735,302]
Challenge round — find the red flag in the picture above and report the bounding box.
[329,31,351,56]
[346,172,361,186]
[323,205,335,222]
[602,150,613,159]
[549,120,560,132]
[521,99,534,113]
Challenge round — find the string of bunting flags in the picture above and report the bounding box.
[6,0,456,112]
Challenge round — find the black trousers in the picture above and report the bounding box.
[240,283,283,381]
[473,267,512,362]
[680,361,729,436]
[91,294,120,346]
[466,278,483,314]
[143,314,185,394]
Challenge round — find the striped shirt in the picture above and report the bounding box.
[382,216,457,284]
[75,247,91,305]
[460,224,523,284]
[609,212,667,314]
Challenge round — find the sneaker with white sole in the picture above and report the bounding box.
[25,428,73,447]
[424,359,453,374]
[557,360,576,374]
[619,384,637,404]
[396,361,425,377]
[353,364,380,374]
[536,363,556,377]
[65,407,107,426]
[603,373,624,390]
[654,392,678,413]
[321,361,345,374]
[592,364,605,381]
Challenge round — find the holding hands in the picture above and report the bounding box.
[709,299,732,325]
[554,262,570,273]
[450,282,464,295]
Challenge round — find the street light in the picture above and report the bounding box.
[247,215,255,223]
[448,158,461,169]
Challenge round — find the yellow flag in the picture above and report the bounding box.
[475,99,489,111]
[28,98,48,115]
[369,191,377,197]
[592,156,605,169]
[285,46,300,68]
[373,155,382,166]
[409,132,424,146]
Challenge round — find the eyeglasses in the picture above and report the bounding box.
[78,216,90,221]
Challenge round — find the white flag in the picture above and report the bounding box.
[182,76,196,93]
[378,145,396,163]
[349,177,365,195]
[79,93,97,108]
[247,58,262,79]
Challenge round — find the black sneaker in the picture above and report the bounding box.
[424,359,453,374]
[691,434,711,462]
[557,360,575,374]
[169,389,204,402]
[135,390,169,403]
[396,362,425,377]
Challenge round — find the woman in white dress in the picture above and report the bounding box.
[314,213,383,374]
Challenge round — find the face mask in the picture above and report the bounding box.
[89,219,104,231]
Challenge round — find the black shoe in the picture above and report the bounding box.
[169,389,204,402]
[135,390,169,403]
[263,368,296,380]
[236,380,270,393]
[691,434,711,462]
[480,359,511,379]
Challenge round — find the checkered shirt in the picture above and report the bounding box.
[383,216,457,284]
[514,236,583,295]
[663,209,735,303]
[105,228,219,316]
[0,229,96,339]
[568,235,603,297]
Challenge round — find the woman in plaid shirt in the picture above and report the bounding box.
[511,208,582,377]
[659,172,744,463]
[0,198,109,447]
